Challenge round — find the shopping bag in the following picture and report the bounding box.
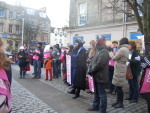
[88,75,95,93]
[33,55,39,60]
[26,65,30,71]
[109,60,115,66]
[140,68,150,93]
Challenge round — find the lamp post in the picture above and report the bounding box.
[21,11,24,45]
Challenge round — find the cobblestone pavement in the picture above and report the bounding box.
[11,79,57,113]
[12,65,148,113]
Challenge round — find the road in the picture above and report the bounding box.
[11,64,148,113]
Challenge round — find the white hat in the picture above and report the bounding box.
[19,46,25,50]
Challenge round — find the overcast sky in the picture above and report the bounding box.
[1,0,70,27]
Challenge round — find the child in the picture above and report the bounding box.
[44,53,53,81]
[18,46,27,79]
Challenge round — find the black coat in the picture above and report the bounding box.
[90,45,109,83]
[73,46,87,90]
[129,50,142,78]
[18,51,27,67]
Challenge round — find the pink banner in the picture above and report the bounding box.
[33,55,39,60]
[109,60,115,66]
[44,53,50,58]
[66,55,71,84]
[35,49,40,53]
[88,75,95,93]
[140,68,150,93]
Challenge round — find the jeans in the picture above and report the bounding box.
[33,60,42,77]
[128,77,139,100]
[93,82,107,113]
[53,60,59,78]
[116,86,124,103]
[108,66,115,92]
[57,60,61,77]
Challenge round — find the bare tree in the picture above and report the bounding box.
[107,0,150,55]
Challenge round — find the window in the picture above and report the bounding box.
[16,13,20,20]
[78,2,87,26]
[9,11,14,19]
[0,9,5,18]
[16,25,20,34]
[26,9,34,15]
[9,25,13,33]
[0,23,3,32]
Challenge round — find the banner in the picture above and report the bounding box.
[88,75,95,93]
[140,68,150,93]
[66,55,71,84]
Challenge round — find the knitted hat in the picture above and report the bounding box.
[119,37,129,46]
[19,46,25,50]
[74,39,85,45]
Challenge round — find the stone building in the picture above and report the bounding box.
[69,0,143,48]
[0,1,51,51]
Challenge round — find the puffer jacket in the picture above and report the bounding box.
[90,45,109,83]
[112,44,129,87]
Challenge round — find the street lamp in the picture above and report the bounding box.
[21,11,24,45]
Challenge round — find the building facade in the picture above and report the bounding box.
[69,0,143,48]
[0,1,51,51]
[50,27,71,47]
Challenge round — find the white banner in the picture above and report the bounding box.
[66,55,71,84]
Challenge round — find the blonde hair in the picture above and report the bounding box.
[89,40,96,58]
[0,37,10,70]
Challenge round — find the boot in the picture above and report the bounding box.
[112,92,119,107]
[72,94,80,99]
[113,103,124,108]
[67,87,76,94]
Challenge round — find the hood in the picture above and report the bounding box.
[96,45,108,50]
[120,44,129,48]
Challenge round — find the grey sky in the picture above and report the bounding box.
[1,0,70,27]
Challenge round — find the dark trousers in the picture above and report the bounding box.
[57,60,61,77]
[20,66,26,77]
[93,82,107,113]
[33,60,42,77]
[71,86,81,96]
[116,86,124,103]
[53,61,59,78]
[128,77,139,100]
[108,66,115,92]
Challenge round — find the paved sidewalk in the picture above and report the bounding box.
[12,64,148,113]
[11,79,57,113]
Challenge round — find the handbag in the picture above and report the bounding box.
[140,68,150,93]
[126,65,133,80]
[26,65,30,71]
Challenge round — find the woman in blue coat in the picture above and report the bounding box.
[68,39,87,99]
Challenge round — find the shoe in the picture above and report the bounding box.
[87,108,99,111]
[113,103,124,108]
[125,97,132,100]
[67,91,75,94]
[36,77,41,79]
[72,94,80,99]
[112,102,118,107]
[49,79,52,81]
[130,100,138,103]
[19,77,22,79]
[32,77,36,79]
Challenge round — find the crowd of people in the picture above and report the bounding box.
[0,34,150,113]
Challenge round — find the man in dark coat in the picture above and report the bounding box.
[88,36,109,113]
[68,39,87,99]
